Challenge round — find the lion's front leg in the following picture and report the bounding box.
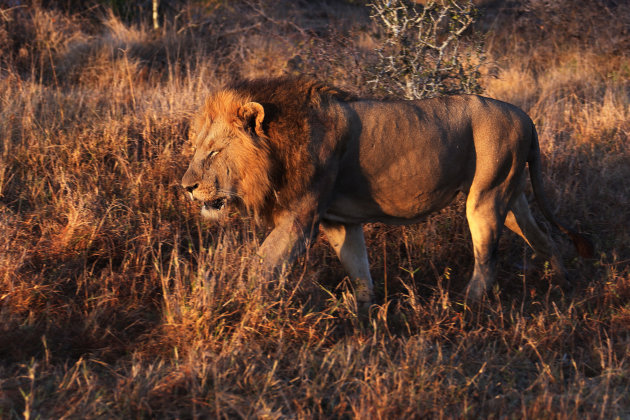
[321,221,374,306]
[250,212,318,281]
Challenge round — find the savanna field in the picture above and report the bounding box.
[1,0,629,418]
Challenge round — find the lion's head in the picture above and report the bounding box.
[183,77,356,225]
[181,90,273,222]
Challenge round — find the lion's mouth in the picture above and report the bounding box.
[200,197,228,221]
[203,198,226,211]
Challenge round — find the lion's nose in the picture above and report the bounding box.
[184,183,198,194]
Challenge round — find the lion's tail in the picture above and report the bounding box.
[527,125,593,258]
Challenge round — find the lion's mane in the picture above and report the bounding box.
[202,77,355,224]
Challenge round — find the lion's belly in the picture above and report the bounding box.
[325,157,464,224]
[324,188,460,225]
[325,145,469,224]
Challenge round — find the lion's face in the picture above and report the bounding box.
[182,94,271,222]
[182,116,240,221]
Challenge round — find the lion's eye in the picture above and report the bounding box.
[209,150,219,158]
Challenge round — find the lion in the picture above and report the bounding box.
[181,76,592,304]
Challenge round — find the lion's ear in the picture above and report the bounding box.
[237,102,265,136]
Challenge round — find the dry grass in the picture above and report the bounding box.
[1,1,629,418]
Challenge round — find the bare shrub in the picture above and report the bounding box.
[368,0,486,99]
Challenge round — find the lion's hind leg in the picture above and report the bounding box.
[504,192,569,285]
[464,193,509,302]
[321,221,374,305]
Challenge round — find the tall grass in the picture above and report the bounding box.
[1,1,629,418]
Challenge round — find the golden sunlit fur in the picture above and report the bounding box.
[184,90,274,222]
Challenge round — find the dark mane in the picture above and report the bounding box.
[229,76,356,109]
[226,77,354,222]
[229,77,355,136]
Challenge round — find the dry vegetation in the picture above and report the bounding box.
[1,0,629,418]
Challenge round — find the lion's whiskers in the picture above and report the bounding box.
[216,189,241,199]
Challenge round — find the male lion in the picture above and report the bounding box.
[182,77,591,304]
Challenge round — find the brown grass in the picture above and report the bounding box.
[1,1,629,418]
